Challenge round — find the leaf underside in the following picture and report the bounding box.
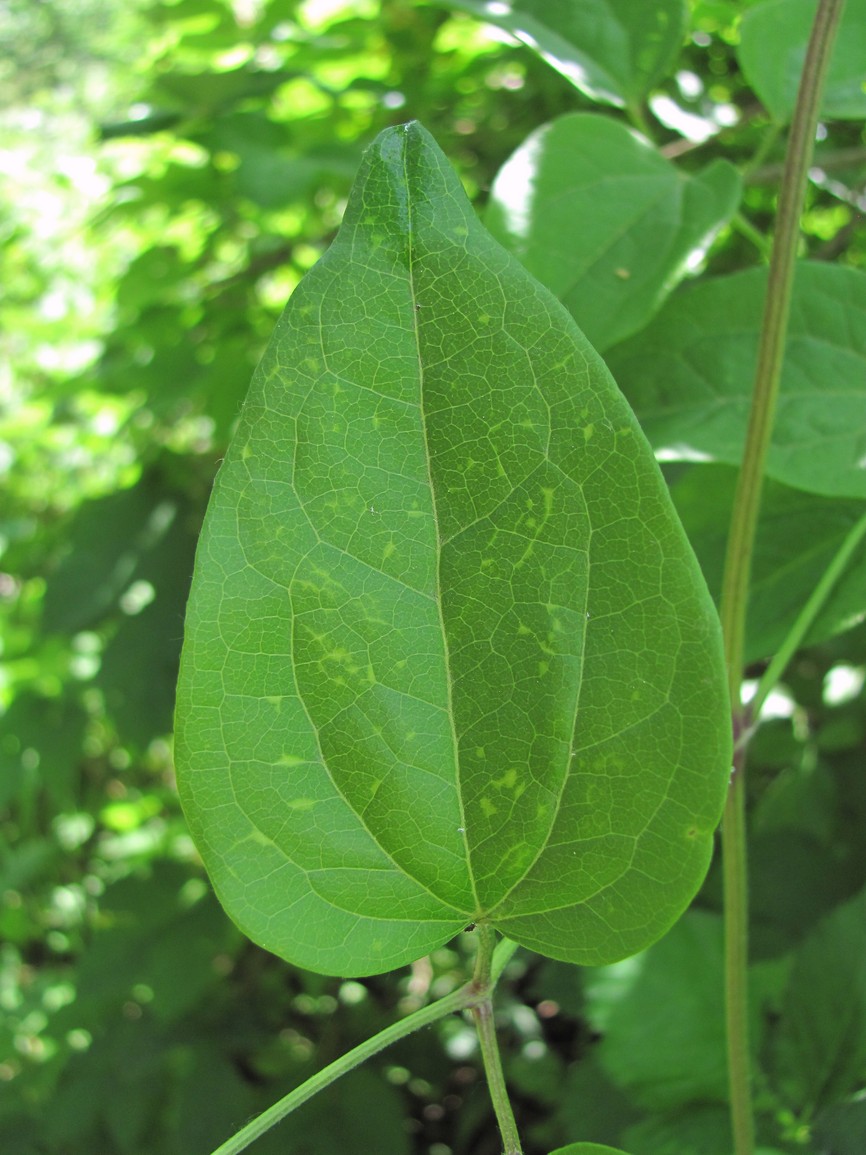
[175,122,730,977]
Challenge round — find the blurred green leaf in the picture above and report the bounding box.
[65,862,238,1026]
[583,911,729,1111]
[442,0,687,109]
[176,121,730,977]
[95,487,200,746]
[277,1068,412,1155]
[608,264,866,499]
[43,477,179,635]
[0,692,87,813]
[766,887,866,1113]
[747,829,859,958]
[668,464,866,662]
[167,1047,257,1155]
[621,1105,733,1155]
[813,1097,866,1155]
[148,65,297,115]
[555,1054,644,1150]
[485,113,740,350]
[201,111,360,210]
[738,0,866,123]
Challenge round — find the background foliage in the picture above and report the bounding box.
[1,1,865,1153]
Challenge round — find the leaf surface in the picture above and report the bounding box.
[440,0,686,109]
[485,114,740,351]
[738,0,866,123]
[175,122,730,977]
[607,264,866,499]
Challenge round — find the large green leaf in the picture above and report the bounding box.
[607,264,866,499]
[440,0,686,110]
[485,114,740,351]
[174,121,730,978]
[738,0,866,123]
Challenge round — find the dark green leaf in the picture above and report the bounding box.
[175,121,730,977]
[766,888,866,1113]
[607,264,866,499]
[96,489,200,746]
[441,0,687,109]
[668,464,866,662]
[43,477,181,635]
[485,114,741,350]
[149,65,296,114]
[813,1097,866,1155]
[0,692,87,814]
[63,861,239,1026]
[738,0,866,123]
[583,911,729,1110]
[278,1068,411,1155]
[621,1105,732,1155]
[748,830,857,958]
[557,1053,644,1149]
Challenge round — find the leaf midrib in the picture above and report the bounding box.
[402,126,481,919]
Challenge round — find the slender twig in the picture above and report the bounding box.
[718,4,847,1154]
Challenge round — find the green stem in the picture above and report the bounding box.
[748,512,866,722]
[718,4,846,1154]
[472,925,523,1155]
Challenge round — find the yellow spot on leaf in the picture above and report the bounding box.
[287,798,315,811]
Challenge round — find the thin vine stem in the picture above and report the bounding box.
[718,4,847,1154]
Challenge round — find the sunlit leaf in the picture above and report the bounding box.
[441,0,687,109]
[485,114,740,350]
[175,121,730,977]
[607,264,866,499]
